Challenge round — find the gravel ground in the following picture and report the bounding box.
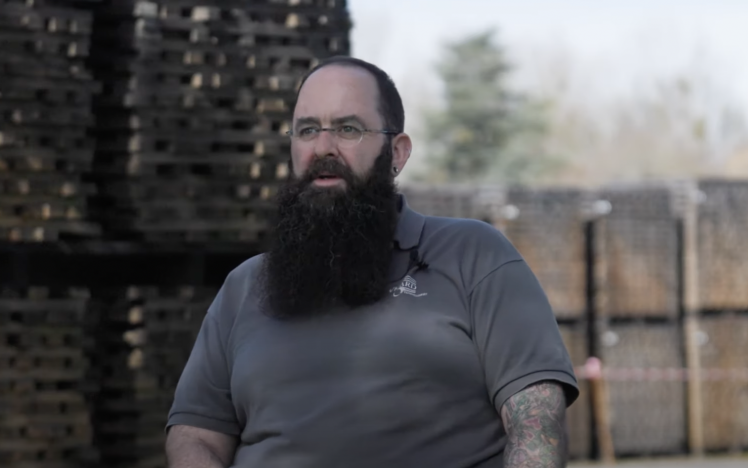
[570,456,748,468]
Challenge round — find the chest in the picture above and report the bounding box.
[227,273,485,418]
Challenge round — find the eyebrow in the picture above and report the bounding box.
[294,114,367,128]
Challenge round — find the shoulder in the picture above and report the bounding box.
[225,253,265,286]
[421,216,524,290]
[424,216,517,251]
[206,254,265,324]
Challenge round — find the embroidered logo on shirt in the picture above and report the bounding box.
[390,275,428,298]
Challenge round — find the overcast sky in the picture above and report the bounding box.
[348,0,748,135]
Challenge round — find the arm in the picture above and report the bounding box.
[501,381,568,468]
[166,425,238,468]
[165,271,246,467]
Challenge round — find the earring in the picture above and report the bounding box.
[393,166,399,174]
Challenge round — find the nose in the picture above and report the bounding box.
[313,129,338,158]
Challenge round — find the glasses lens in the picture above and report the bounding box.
[337,126,362,141]
[297,128,317,142]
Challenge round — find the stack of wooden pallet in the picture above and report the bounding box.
[86,0,351,242]
[0,0,102,242]
[89,286,216,468]
[0,287,99,468]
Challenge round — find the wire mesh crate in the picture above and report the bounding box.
[698,313,748,452]
[697,180,748,311]
[598,321,687,456]
[594,186,681,319]
[503,187,592,321]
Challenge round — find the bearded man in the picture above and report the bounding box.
[165,56,579,468]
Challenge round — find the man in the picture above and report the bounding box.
[165,56,579,468]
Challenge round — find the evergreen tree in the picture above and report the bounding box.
[421,29,559,184]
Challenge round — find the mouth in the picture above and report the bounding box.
[312,173,345,186]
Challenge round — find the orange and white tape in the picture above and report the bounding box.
[573,357,748,382]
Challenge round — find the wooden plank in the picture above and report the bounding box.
[558,323,592,460]
[677,181,704,455]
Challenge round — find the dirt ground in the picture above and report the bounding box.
[570,456,748,468]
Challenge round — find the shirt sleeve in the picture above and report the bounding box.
[469,259,580,413]
[166,285,241,435]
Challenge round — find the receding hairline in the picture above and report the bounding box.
[295,62,388,126]
[297,63,382,100]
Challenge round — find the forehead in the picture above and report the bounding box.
[294,65,382,125]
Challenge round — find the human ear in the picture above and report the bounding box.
[390,133,412,176]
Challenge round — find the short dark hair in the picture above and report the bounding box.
[295,56,405,134]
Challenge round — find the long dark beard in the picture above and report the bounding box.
[259,146,399,319]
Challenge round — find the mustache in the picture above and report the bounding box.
[298,158,356,185]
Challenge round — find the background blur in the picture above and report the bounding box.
[351,0,748,186]
[1,1,747,468]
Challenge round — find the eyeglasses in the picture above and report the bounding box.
[286,125,399,148]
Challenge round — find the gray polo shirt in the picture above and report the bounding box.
[167,195,579,468]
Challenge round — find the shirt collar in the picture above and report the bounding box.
[394,193,425,250]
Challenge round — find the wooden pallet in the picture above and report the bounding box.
[0,127,94,152]
[0,176,95,199]
[105,298,212,325]
[93,154,289,180]
[0,196,89,222]
[0,346,89,373]
[95,81,295,114]
[0,220,102,242]
[94,129,287,158]
[96,107,283,132]
[0,440,99,468]
[0,3,93,35]
[0,29,90,58]
[0,391,88,416]
[0,323,91,350]
[0,76,96,105]
[0,412,92,442]
[0,299,88,326]
[101,201,275,225]
[0,148,94,172]
[96,176,279,202]
[0,102,94,128]
[0,54,92,81]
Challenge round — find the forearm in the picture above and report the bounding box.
[501,381,568,468]
[165,426,237,468]
[166,440,228,468]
